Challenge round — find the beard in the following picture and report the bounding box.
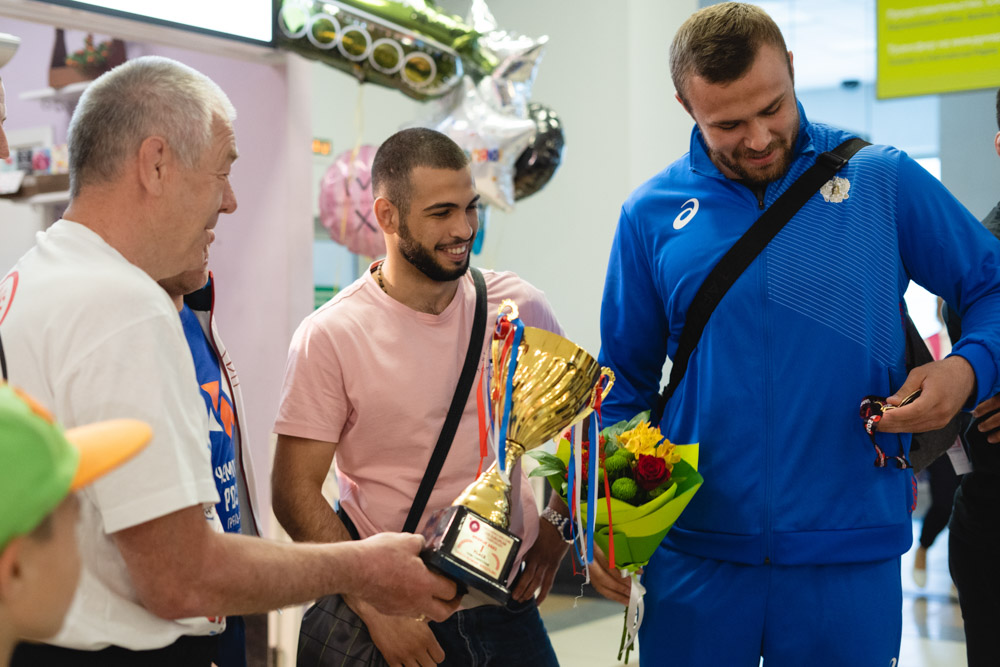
[710,126,799,186]
[396,216,473,282]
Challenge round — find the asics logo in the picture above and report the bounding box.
[673,198,699,229]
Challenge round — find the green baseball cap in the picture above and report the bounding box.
[0,383,152,547]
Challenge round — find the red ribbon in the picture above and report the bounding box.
[476,368,488,478]
[602,464,615,570]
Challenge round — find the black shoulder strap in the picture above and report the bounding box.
[402,266,488,533]
[0,331,6,381]
[653,137,870,424]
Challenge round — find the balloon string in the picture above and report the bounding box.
[340,84,366,249]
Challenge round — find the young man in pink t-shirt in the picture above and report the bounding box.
[273,128,570,666]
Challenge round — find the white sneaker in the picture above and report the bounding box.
[912,567,927,588]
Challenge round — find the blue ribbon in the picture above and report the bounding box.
[496,316,523,474]
[587,411,599,563]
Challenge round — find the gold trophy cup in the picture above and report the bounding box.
[421,301,613,605]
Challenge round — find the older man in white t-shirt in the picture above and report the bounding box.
[1,58,458,666]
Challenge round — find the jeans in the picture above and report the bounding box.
[429,597,559,667]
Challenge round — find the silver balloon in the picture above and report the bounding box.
[469,0,548,118]
[428,77,535,212]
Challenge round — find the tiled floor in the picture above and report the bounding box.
[540,507,968,666]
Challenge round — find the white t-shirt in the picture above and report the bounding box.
[0,220,224,649]
[274,266,563,579]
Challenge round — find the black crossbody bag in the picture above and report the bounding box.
[651,138,870,423]
[297,266,487,667]
[651,137,958,473]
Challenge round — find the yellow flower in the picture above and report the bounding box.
[619,422,665,457]
[655,440,682,466]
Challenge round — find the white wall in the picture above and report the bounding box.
[798,84,940,157]
[940,89,1000,221]
[308,0,697,356]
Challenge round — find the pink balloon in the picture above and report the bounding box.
[319,144,385,258]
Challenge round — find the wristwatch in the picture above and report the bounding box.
[541,507,574,543]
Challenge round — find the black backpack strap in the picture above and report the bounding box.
[0,331,6,381]
[653,137,870,424]
[401,266,488,533]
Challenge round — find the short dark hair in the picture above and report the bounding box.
[371,128,469,219]
[670,2,791,105]
[995,88,999,131]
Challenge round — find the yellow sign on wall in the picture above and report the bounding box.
[878,0,1000,99]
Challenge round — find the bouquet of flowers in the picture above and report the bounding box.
[529,410,702,661]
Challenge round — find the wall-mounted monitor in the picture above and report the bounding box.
[34,0,273,46]
[877,0,1000,99]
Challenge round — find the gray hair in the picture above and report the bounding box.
[67,56,236,197]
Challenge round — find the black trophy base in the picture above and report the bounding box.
[420,505,521,607]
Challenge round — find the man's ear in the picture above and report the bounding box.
[373,196,399,234]
[675,92,694,119]
[137,136,169,197]
[994,131,1000,159]
[0,538,23,603]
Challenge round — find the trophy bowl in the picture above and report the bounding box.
[421,301,613,605]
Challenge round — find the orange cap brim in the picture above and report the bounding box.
[63,419,153,490]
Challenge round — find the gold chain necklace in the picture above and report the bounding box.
[375,262,387,293]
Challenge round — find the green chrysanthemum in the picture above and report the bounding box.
[603,452,631,479]
[611,477,638,502]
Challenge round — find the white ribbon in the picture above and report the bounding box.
[622,569,646,653]
[481,359,497,461]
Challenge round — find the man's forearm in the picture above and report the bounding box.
[274,486,353,544]
[168,531,368,617]
[115,507,450,621]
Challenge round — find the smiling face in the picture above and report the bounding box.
[165,116,238,277]
[395,166,479,282]
[682,44,799,186]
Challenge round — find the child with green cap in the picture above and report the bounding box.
[0,383,151,666]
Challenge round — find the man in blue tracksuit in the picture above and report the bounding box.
[593,4,1000,665]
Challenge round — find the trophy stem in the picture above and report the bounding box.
[452,442,526,530]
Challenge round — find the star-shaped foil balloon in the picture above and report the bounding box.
[468,0,548,118]
[429,77,535,212]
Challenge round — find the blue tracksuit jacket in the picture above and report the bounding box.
[598,102,1000,566]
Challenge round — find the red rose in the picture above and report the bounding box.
[635,454,669,491]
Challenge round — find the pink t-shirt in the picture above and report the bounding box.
[274,266,563,576]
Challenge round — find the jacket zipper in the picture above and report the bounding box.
[757,182,773,563]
